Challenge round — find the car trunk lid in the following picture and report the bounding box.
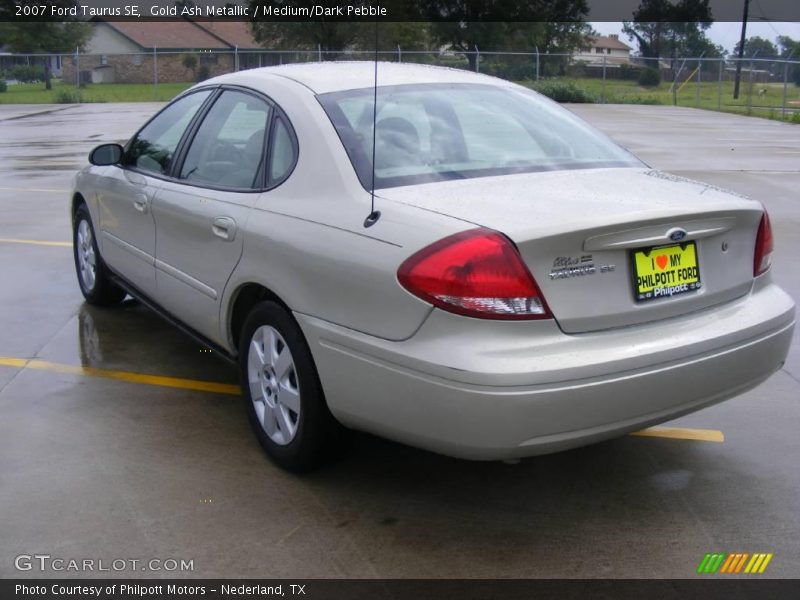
[380,168,762,333]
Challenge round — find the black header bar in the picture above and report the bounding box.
[1,0,798,22]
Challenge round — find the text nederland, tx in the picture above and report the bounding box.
[15,584,307,596]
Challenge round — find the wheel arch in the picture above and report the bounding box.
[227,282,293,355]
[71,192,87,224]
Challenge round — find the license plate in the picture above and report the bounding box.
[632,242,701,302]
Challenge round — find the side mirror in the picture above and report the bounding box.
[89,143,123,166]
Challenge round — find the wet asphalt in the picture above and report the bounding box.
[0,102,798,578]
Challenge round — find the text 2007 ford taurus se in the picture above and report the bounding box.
[71,63,795,471]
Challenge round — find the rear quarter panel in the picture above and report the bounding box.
[225,199,472,345]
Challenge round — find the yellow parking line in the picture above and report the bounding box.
[0,238,71,247]
[0,186,65,193]
[0,357,240,396]
[630,427,724,443]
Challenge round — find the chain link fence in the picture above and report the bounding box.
[1,48,798,122]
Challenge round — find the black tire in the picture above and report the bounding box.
[239,301,345,472]
[73,204,127,306]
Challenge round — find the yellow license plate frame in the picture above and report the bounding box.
[631,242,702,302]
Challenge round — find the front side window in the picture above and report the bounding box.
[123,90,211,175]
[180,90,272,189]
[318,83,642,190]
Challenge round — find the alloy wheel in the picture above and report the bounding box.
[76,219,97,292]
[247,325,301,445]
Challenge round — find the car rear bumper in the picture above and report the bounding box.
[296,280,795,460]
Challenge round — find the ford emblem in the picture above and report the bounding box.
[669,229,687,242]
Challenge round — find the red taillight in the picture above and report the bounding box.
[754,210,774,277]
[397,228,552,320]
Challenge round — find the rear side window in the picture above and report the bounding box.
[269,117,295,184]
[123,90,211,175]
[179,90,272,189]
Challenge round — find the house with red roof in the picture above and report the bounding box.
[63,19,264,84]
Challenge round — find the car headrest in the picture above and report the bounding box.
[375,117,420,170]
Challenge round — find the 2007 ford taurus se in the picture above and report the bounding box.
[71,63,795,471]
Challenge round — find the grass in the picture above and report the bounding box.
[1,75,797,124]
[0,80,192,104]
[519,77,800,122]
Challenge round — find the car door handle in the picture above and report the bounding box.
[133,194,150,214]
[212,217,236,241]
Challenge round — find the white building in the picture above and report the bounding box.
[573,34,632,66]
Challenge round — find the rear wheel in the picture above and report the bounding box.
[73,204,126,306]
[239,301,344,472]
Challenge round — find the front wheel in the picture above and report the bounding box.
[239,301,344,472]
[73,204,126,306]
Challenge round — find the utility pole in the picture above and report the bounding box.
[733,0,750,99]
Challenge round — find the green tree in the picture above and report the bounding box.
[420,1,589,71]
[247,0,588,69]
[733,36,778,58]
[0,1,91,90]
[248,1,427,59]
[777,36,800,58]
[776,37,800,86]
[622,0,713,60]
[249,21,431,60]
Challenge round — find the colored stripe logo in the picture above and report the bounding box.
[697,552,773,574]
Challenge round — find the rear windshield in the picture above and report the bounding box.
[318,83,643,190]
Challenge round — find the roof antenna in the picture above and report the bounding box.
[363,18,381,228]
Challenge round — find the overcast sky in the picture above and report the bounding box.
[592,21,800,54]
